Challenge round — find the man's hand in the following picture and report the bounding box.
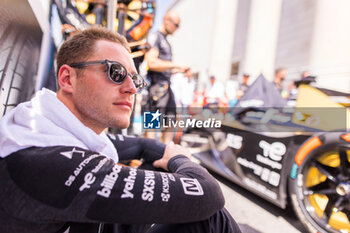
[153,141,191,171]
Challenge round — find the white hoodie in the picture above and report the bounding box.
[0,88,118,161]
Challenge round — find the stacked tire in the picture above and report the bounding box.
[0,21,40,116]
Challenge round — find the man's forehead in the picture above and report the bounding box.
[170,16,180,23]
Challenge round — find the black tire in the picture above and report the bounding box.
[0,23,40,117]
[289,132,350,233]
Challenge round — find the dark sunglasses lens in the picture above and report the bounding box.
[109,63,127,83]
[132,74,144,91]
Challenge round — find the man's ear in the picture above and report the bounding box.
[58,65,76,94]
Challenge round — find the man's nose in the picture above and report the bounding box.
[120,75,137,94]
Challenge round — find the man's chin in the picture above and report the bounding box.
[111,120,130,130]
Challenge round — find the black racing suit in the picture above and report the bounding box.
[0,134,241,233]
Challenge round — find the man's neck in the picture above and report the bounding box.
[159,26,168,36]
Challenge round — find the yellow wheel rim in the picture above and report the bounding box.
[305,150,350,232]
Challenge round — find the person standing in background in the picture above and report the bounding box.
[236,73,250,100]
[144,10,190,143]
[273,67,288,98]
[171,69,196,108]
[205,75,225,106]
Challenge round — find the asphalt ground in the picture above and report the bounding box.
[213,173,309,233]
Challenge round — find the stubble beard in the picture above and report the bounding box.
[74,93,131,131]
[78,101,131,130]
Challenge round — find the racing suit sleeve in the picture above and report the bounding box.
[1,146,225,225]
[108,134,166,162]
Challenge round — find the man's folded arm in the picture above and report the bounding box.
[1,146,224,225]
[108,134,165,162]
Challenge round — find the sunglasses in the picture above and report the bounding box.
[168,18,180,28]
[70,59,146,93]
[172,22,180,28]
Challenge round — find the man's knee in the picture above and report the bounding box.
[147,208,241,233]
[214,208,241,233]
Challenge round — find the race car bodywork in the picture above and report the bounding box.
[183,125,349,233]
[184,125,309,208]
[181,83,350,233]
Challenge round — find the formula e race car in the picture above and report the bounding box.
[181,76,350,233]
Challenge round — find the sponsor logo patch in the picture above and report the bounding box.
[142,170,155,201]
[180,178,204,196]
[60,148,86,159]
[121,168,137,199]
[97,164,122,198]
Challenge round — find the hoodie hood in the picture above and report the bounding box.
[0,88,118,162]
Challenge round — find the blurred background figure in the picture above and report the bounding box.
[300,70,311,79]
[288,70,317,101]
[236,72,250,100]
[171,69,196,144]
[144,10,190,143]
[205,75,225,106]
[273,67,288,98]
[225,78,239,107]
[295,70,316,87]
[172,69,196,109]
